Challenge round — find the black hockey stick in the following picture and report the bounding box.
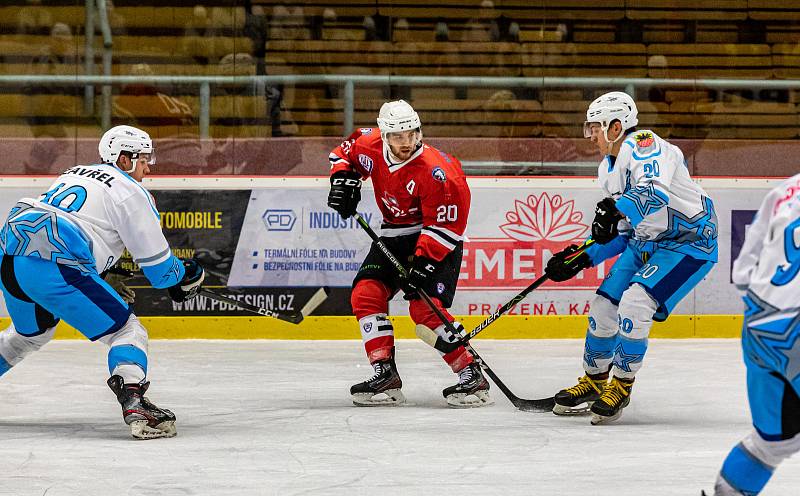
[417,239,596,354]
[353,213,554,412]
[199,287,330,325]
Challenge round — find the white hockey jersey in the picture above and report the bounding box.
[599,129,718,262]
[0,163,184,288]
[733,174,800,312]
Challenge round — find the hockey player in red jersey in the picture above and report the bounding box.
[327,100,491,408]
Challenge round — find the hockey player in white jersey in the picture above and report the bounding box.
[544,92,718,424]
[705,176,800,495]
[0,125,204,439]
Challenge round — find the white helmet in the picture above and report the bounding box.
[377,100,421,138]
[584,91,638,142]
[98,125,154,172]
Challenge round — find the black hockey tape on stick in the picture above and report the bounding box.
[417,238,596,354]
[353,213,555,412]
[199,287,329,325]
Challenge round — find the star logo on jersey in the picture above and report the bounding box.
[621,183,669,219]
[7,211,71,263]
[747,313,800,381]
[653,197,718,255]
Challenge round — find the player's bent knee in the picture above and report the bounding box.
[745,429,800,467]
[0,323,56,367]
[351,279,391,319]
[617,284,658,338]
[588,294,619,337]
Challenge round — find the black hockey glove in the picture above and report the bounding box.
[327,170,361,219]
[168,258,205,303]
[402,255,438,301]
[591,197,624,244]
[545,244,592,282]
[101,265,136,305]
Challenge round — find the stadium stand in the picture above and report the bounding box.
[0,1,799,139]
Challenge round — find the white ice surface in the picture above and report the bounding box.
[0,339,797,496]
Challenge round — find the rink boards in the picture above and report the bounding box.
[0,176,780,339]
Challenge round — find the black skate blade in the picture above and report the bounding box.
[513,396,556,413]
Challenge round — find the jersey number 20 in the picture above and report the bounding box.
[437,204,458,222]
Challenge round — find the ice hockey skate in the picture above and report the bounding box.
[107,375,177,439]
[443,362,493,408]
[590,376,634,425]
[553,374,607,415]
[350,357,405,406]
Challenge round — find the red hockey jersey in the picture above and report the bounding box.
[329,127,470,262]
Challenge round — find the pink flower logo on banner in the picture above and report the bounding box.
[500,193,588,242]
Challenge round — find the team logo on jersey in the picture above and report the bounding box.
[358,154,374,172]
[359,128,373,135]
[436,282,446,295]
[432,167,447,182]
[635,131,654,148]
[363,322,372,333]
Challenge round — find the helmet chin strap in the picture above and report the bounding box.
[120,155,137,175]
[601,123,626,155]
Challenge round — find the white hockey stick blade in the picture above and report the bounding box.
[300,286,330,317]
[414,324,440,348]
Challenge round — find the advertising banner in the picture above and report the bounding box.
[0,178,783,318]
[227,185,382,288]
[224,179,775,317]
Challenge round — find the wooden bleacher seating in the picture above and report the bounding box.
[772,43,800,79]
[748,1,800,21]
[647,44,772,79]
[669,100,798,139]
[625,0,747,21]
[523,43,647,77]
[1,1,800,140]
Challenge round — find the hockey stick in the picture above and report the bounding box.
[416,239,596,354]
[353,213,555,412]
[199,287,330,325]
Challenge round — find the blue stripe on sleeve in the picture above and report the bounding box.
[141,254,185,289]
[586,235,628,266]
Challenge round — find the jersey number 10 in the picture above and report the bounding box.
[41,183,88,213]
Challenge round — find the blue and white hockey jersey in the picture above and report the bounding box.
[733,174,800,312]
[0,164,184,289]
[596,130,718,262]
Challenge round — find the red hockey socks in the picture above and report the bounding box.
[352,279,394,363]
[409,298,473,372]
